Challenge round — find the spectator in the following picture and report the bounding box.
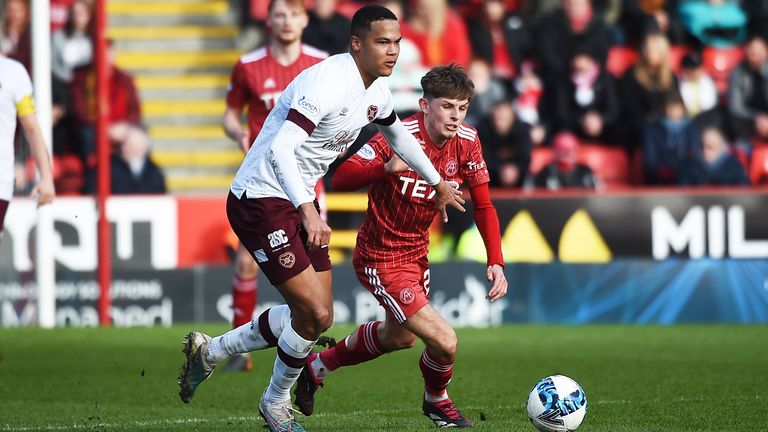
[50,0,75,32]
[743,1,768,42]
[51,74,73,155]
[553,50,620,143]
[301,0,350,55]
[677,52,718,118]
[534,0,611,89]
[643,91,701,184]
[465,0,530,80]
[52,0,93,82]
[678,0,746,49]
[531,132,598,189]
[678,127,749,185]
[477,100,531,188]
[619,0,685,46]
[109,128,167,194]
[620,31,677,148]
[0,0,31,70]
[513,61,548,145]
[401,0,471,67]
[70,42,156,192]
[727,34,768,144]
[464,57,506,127]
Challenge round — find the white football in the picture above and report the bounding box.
[526,375,587,432]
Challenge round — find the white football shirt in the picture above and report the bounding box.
[230,53,395,203]
[0,56,34,201]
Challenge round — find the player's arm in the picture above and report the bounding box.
[375,112,465,222]
[222,61,251,153]
[17,95,55,206]
[331,136,389,191]
[269,109,330,249]
[469,182,507,302]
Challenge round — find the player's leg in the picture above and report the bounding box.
[403,304,474,428]
[221,244,259,372]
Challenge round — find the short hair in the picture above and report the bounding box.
[421,64,475,102]
[268,0,306,14]
[350,5,397,39]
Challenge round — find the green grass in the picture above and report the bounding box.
[0,325,766,431]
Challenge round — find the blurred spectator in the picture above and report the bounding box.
[464,57,506,127]
[51,0,75,32]
[643,91,701,184]
[620,32,677,148]
[522,0,562,27]
[382,0,427,116]
[70,42,158,192]
[678,127,749,185]
[619,0,685,46]
[743,1,768,42]
[51,74,73,155]
[513,61,548,145]
[727,34,768,143]
[531,132,598,189]
[678,0,746,48]
[534,0,611,89]
[302,0,350,55]
[465,0,530,80]
[678,52,717,117]
[401,0,471,67]
[109,129,167,194]
[0,0,31,70]
[477,100,531,188]
[552,50,620,142]
[52,0,93,82]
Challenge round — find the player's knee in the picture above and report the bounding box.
[430,328,458,361]
[308,305,334,335]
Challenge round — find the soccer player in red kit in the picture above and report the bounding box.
[294,65,508,428]
[220,0,327,372]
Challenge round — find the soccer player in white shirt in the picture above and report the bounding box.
[178,5,465,432]
[0,54,55,236]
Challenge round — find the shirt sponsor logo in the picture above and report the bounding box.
[356,144,376,160]
[445,160,459,177]
[322,130,356,153]
[298,96,319,115]
[466,161,485,171]
[279,251,296,268]
[367,105,378,122]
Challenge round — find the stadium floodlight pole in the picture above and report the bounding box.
[94,0,112,326]
[31,0,55,328]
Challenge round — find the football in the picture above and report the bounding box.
[526,375,588,432]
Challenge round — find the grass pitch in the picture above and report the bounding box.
[0,325,766,431]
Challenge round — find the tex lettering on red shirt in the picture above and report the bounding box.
[226,45,327,144]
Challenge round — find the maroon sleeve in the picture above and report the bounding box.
[331,133,392,191]
[226,61,249,110]
[470,182,504,267]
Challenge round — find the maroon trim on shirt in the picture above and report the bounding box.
[372,110,396,126]
[287,108,316,135]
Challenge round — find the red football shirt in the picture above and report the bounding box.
[346,112,491,269]
[225,44,327,144]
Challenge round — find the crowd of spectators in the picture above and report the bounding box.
[1,0,166,196]
[247,0,767,189]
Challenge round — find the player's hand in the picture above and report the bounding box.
[30,175,55,207]
[384,154,409,174]
[486,264,507,303]
[239,133,251,154]
[299,202,331,251]
[433,179,465,223]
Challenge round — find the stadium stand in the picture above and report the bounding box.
[702,45,744,93]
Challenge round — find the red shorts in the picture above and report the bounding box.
[353,254,431,324]
[227,192,331,285]
[0,199,8,234]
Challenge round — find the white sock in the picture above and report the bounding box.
[263,321,316,403]
[206,305,291,364]
[425,390,450,403]
[310,353,330,380]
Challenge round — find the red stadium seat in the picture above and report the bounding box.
[577,144,631,186]
[702,46,744,93]
[529,146,553,175]
[750,145,768,184]
[606,46,638,77]
[669,45,691,74]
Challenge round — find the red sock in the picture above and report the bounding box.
[319,321,383,371]
[419,348,453,398]
[231,276,257,328]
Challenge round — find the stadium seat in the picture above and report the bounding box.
[26,153,84,195]
[529,146,553,175]
[749,145,768,184]
[669,45,691,74]
[578,144,631,186]
[606,46,637,77]
[702,46,744,93]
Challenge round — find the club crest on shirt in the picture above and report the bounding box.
[278,251,296,268]
[356,143,376,160]
[445,160,459,177]
[367,105,378,122]
[399,288,415,305]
